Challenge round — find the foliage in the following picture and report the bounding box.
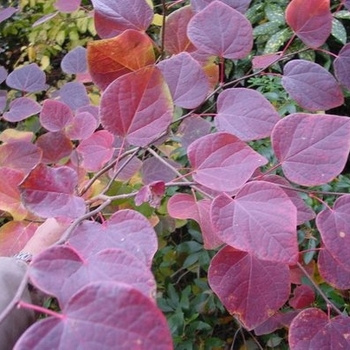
[1,0,350,348]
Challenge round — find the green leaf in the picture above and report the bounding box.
[264,28,292,53]
[265,3,285,24]
[253,21,281,36]
[332,18,347,44]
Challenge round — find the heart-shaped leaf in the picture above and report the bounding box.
[19,164,85,219]
[208,246,290,330]
[282,59,344,111]
[215,88,280,141]
[191,0,251,13]
[188,132,267,192]
[61,46,87,74]
[187,1,253,59]
[289,285,315,309]
[334,43,350,90]
[14,282,173,349]
[286,0,332,48]
[58,82,90,110]
[54,0,81,13]
[3,97,41,122]
[211,181,298,264]
[100,66,173,147]
[272,113,350,186]
[40,100,73,132]
[289,308,350,349]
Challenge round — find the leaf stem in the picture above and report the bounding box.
[18,300,64,319]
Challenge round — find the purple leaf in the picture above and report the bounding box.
[334,43,350,90]
[3,97,41,122]
[61,46,87,74]
[65,111,97,140]
[187,1,253,59]
[316,195,350,271]
[191,0,251,13]
[211,181,298,264]
[54,0,81,13]
[0,7,17,24]
[15,282,173,349]
[100,66,173,147]
[215,88,280,141]
[157,52,209,109]
[345,0,350,11]
[0,66,8,84]
[0,141,42,175]
[0,90,6,112]
[272,113,350,186]
[58,82,90,110]
[282,59,344,111]
[6,63,48,93]
[69,210,158,267]
[208,246,290,330]
[113,156,142,182]
[29,245,156,306]
[40,100,73,132]
[32,12,59,27]
[36,131,73,164]
[252,53,282,69]
[177,115,212,150]
[76,130,114,172]
[19,164,85,219]
[188,132,267,192]
[91,0,153,38]
[141,157,178,185]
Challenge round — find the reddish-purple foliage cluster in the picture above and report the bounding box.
[1,0,350,348]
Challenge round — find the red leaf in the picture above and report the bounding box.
[208,246,290,330]
[289,285,315,309]
[29,245,156,306]
[215,88,280,141]
[334,43,350,91]
[164,5,196,55]
[289,308,350,349]
[187,1,253,59]
[316,195,350,271]
[76,130,114,172]
[211,181,298,264]
[318,247,350,290]
[36,131,73,164]
[135,181,165,208]
[40,100,74,132]
[157,52,209,109]
[0,221,38,256]
[191,0,251,13]
[272,113,350,186]
[100,66,173,147]
[19,164,85,219]
[69,210,158,267]
[0,141,42,175]
[286,0,332,48]
[252,53,281,69]
[15,282,172,349]
[188,132,267,192]
[91,0,154,38]
[282,60,344,111]
[3,97,41,122]
[87,30,155,90]
[254,311,299,336]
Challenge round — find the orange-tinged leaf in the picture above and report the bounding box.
[87,29,155,90]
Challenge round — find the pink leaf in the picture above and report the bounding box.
[6,63,48,92]
[65,111,97,140]
[252,53,281,69]
[100,66,173,147]
[334,43,350,91]
[289,308,350,349]
[141,157,178,185]
[36,131,73,164]
[191,0,251,13]
[3,97,41,122]
[91,0,153,38]
[76,130,114,172]
[157,52,209,109]
[69,210,158,267]
[316,195,350,271]
[61,46,87,74]
[211,181,298,264]
[54,0,81,12]
[15,282,172,349]
[0,141,42,175]
[286,0,332,48]
[29,245,156,306]
[40,100,74,132]
[19,164,85,218]
[289,285,315,309]
[215,88,280,141]
[208,246,290,330]
[135,181,165,208]
[187,1,253,59]
[188,132,267,192]
[282,59,344,111]
[272,113,350,186]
